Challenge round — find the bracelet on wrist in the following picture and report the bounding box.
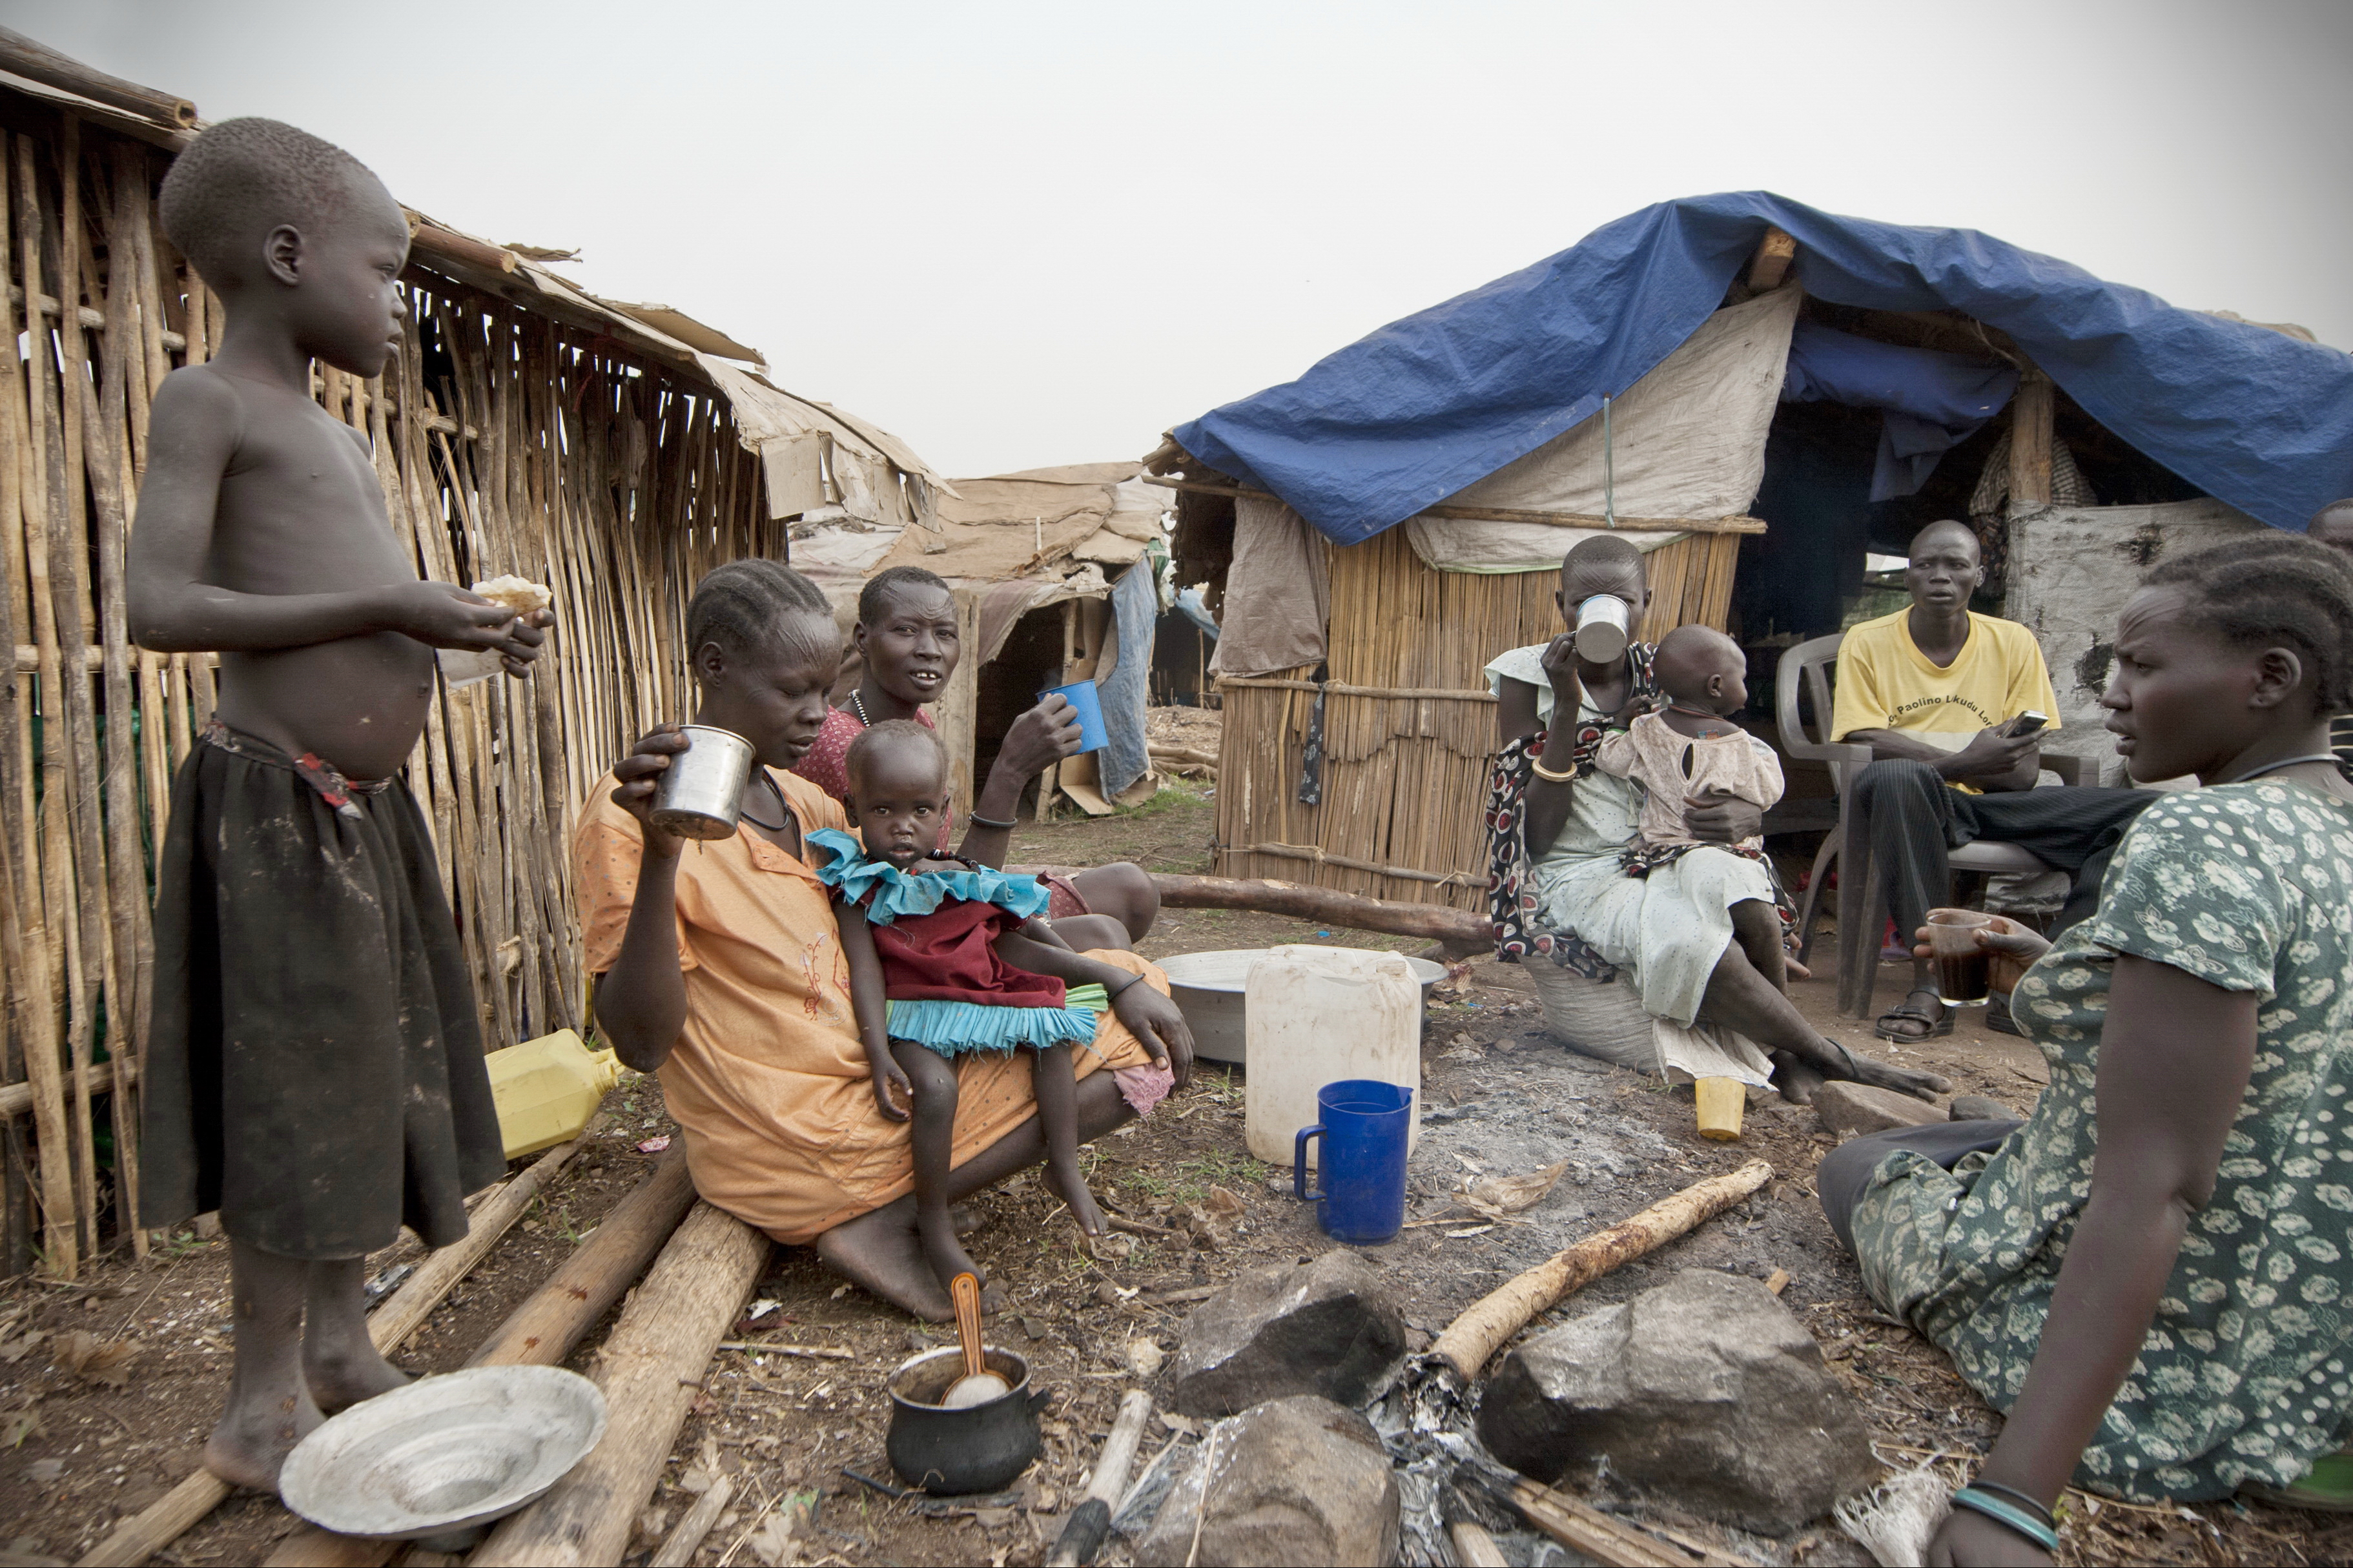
[1964,1481,2055,1527]
[1105,973,1144,1000]
[965,812,1017,830]
[1530,758,1579,783]
[1949,1487,2060,1553]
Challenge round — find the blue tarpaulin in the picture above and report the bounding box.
[1779,320,2020,502]
[1171,192,2353,543]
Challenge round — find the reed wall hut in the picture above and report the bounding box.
[1160,192,2353,913]
[0,34,947,1276]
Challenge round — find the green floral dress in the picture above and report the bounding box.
[1849,780,2353,1501]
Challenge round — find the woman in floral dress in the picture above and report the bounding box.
[1814,535,2353,1563]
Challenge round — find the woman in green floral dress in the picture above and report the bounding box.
[1813,534,2353,1565]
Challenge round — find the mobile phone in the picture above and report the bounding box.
[2008,711,2050,737]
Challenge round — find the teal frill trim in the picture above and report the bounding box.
[889,983,1108,1056]
[807,827,1053,926]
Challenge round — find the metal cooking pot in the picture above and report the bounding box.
[885,1345,1047,1495]
[650,725,755,840]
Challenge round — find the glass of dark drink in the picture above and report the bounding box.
[1926,908,1995,1006]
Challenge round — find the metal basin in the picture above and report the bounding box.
[1157,948,1445,1064]
[278,1365,606,1540]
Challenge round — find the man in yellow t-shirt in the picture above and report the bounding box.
[1833,520,2151,1042]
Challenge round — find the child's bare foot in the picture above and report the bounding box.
[302,1341,411,1415]
[203,1385,323,1491]
[1047,1161,1108,1237]
[918,1217,1005,1314]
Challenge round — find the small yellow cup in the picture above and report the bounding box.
[1694,1077,1745,1142]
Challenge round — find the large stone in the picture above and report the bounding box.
[1166,1250,1406,1417]
[1475,1269,1875,1534]
[1814,1080,1944,1138]
[1135,1396,1400,1567]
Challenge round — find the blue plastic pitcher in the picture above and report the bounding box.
[1040,680,1109,754]
[1293,1079,1413,1245]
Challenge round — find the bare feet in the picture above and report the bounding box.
[1771,1050,1826,1105]
[1047,1161,1107,1237]
[813,1203,1006,1322]
[203,1384,323,1491]
[1821,1037,1953,1101]
[302,1341,411,1416]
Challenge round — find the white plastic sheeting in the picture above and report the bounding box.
[1404,288,1801,574]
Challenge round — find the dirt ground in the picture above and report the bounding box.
[2,711,2346,1567]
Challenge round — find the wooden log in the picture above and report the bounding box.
[1449,1519,1511,1568]
[1046,1389,1151,1568]
[1505,1476,1736,1568]
[646,1474,732,1568]
[468,1202,771,1567]
[1144,871,1492,945]
[407,223,519,277]
[1146,744,1220,768]
[1745,227,1798,293]
[0,1054,136,1117]
[2009,368,2054,509]
[1213,676,1495,702]
[1429,1160,1774,1380]
[464,1144,693,1368]
[78,1135,593,1568]
[0,26,198,127]
[1139,476,1765,536]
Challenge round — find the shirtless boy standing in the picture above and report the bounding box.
[128,119,552,1488]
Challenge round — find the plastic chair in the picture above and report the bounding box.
[1774,631,2085,1020]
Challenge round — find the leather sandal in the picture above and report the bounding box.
[1875,988,1954,1043]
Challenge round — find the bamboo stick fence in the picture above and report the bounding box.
[0,102,779,1278]
[1214,524,1744,911]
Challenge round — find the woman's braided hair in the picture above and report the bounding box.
[2143,532,2353,715]
[686,559,836,668]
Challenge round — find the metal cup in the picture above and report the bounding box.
[649,726,755,840]
[1572,594,1632,662]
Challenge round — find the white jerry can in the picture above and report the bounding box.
[1242,944,1421,1167]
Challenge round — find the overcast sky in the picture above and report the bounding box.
[25,1,2353,478]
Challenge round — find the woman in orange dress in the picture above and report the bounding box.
[576,561,1194,1320]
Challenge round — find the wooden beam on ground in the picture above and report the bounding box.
[260,1146,697,1567]
[77,1133,597,1568]
[1144,871,1492,946]
[1745,227,1797,293]
[2009,368,2054,509]
[466,1144,694,1367]
[1430,1160,1773,1380]
[469,1202,772,1567]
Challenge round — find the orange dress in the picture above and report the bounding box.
[572,768,1166,1244]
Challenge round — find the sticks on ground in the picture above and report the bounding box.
[1430,1160,1774,1381]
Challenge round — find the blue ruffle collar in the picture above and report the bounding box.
[807,828,1053,926]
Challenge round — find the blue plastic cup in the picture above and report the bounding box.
[1293,1079,1413,1245]
[1040,680,1109,754]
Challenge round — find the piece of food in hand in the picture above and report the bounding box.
[469,575,553,616]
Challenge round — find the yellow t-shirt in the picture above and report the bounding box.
[1829,609,2060,794]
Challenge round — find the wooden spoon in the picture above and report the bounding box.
[941,1272,1010,1409]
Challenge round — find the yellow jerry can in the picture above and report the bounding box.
[486,1029,619,1160]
